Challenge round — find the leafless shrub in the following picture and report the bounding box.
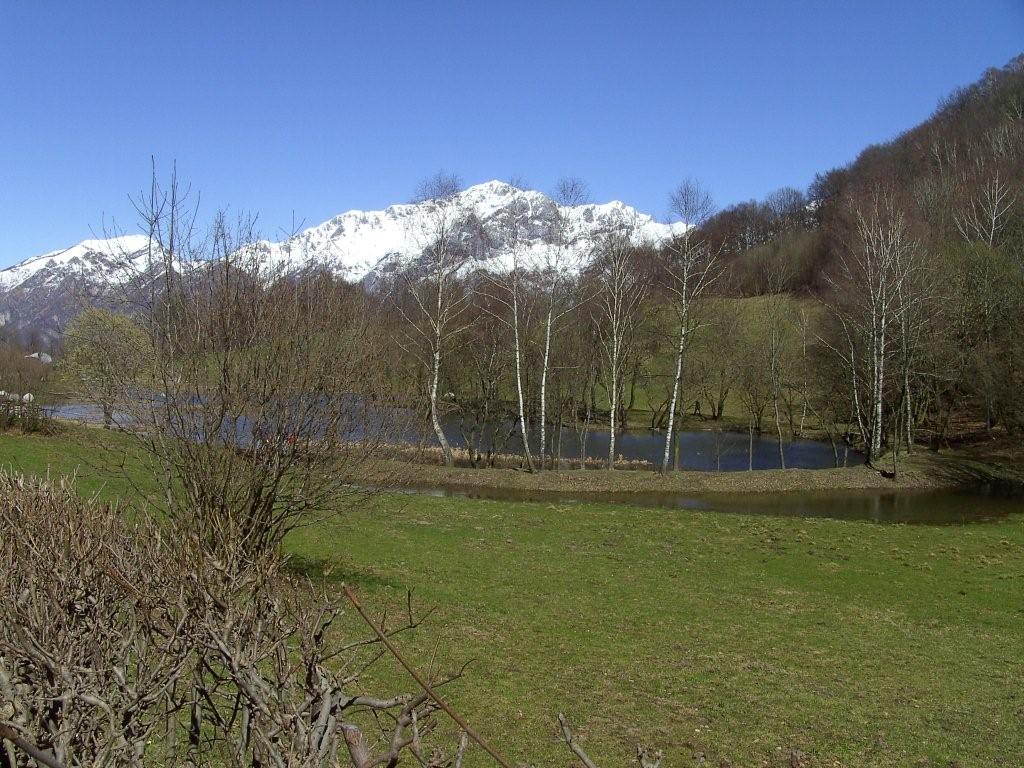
[0,474,190,767]
[0,472,463,768]
[76,168,406,567]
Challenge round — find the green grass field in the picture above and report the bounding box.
[2,427,1022,766]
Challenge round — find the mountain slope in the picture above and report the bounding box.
[0,182,682,339]
[254,180,682,279]
[0,235,159,341]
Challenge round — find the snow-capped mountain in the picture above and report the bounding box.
[0,181,683,338]
[0,235,154,290]
[0,235,161,340]
[254,181,683,281]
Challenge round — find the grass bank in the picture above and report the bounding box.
[356,447,1024,496]
[2,426,1023,765]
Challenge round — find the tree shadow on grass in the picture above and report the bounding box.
[286,553,402,590]
[918,453,1024,493]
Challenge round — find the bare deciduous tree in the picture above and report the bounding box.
[658,180,721,473]
[955,171,1018,248]
[534,177,590,470]
[77,167,401,566]
[823,189,921,460]
[590,228,648,469]
[477,194,540,471]
[392,172,474,467]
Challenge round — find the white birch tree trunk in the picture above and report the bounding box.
[429,343,452,466]
[538,307,553,471]
[512,290,535,472]
[608,347,618,470]
[661,322,686,473]
[872,319,886,458]
[904,366,914,453]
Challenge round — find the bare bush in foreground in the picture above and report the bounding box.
[0,473,458,768]
[0,475,188,767]
[86,169,402,565]
[1,472,670,768]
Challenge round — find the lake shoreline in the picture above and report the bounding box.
[46,412,1023,496]
[353,449,1024,496]
[350,450,1024,499]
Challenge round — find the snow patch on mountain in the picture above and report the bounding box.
[0,235,155,290]
[0,181,685,337]
[254,180,685,280]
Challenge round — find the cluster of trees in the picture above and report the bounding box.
[0,332,50,400]
[811,55,1024,456]
[382,200,851,472]
[55,58,1024,475]
[379,57,1024,471]
[381,173,727,473]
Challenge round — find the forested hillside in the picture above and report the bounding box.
[690,55,1024,451]
[375,57,1024,471]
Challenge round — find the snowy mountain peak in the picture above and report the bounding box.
[256,180,684,280]
[0,183,683,337]
[0,235,153,290]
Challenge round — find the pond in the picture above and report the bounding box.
[45,403,1020,523]
[388,483,1024,525]
[46,402,865,471]
[447,423,864,471]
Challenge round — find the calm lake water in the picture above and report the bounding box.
[47,402,864,471]
[450,424,863,471]
[46,403,1021,524]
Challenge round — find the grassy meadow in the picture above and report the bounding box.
[1,427,1022,766]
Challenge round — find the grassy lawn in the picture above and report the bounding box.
[2,427,1023,766]
[0,425,158,502]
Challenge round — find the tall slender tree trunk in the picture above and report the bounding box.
[771,327,786,469]
[608,350,618,470]
[429,343,452,466]
[774,398,786,469]
[848,340,866,455]
[673,396,682,471]
[903,366,914,453]
[748,417,754,471]
[871,321,886,459]
[578,380,591,471]
[661,321,687,474]
[798,317,808,436]
[511,297,535,471]
[538,307,553,471]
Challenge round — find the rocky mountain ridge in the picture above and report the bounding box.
[0,181,683,338]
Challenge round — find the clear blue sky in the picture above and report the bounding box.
[2,1,1021,265]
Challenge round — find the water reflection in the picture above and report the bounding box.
[449,424,865,471]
